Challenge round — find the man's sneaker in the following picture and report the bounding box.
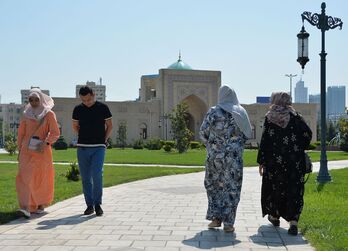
[17,209,30,219]
[84,206,94,215]
[95,205,103,216]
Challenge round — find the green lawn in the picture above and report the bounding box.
[300,168,348,251]
[1,148,348,166]
[1,150,348,250]
[0,163,203,224]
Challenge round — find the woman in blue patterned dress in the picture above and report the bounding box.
[200,86,252,232]
[257,92,312,236]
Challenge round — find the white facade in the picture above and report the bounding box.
[294,80,308,103]
[0,103,23,146]
[52,58,317,146]
[21,87,50,105]
[55,65,221,145]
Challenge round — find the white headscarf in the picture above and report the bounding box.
[23,88,54,120]
[217,85,253,139]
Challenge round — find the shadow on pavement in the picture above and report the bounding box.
[183,229,241,249]
[36,214,95,230]
[249,225,309,248]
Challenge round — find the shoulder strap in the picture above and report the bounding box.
[304,173,311,184]
[31,116,46,137]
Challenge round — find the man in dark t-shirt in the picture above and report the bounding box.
[72,86,112,216]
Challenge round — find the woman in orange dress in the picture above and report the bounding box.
[16,88,60,218]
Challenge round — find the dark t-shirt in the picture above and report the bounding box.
[72,101,112,146]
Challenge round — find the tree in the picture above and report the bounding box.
[338,118,348,151]
[327,120,336,142]
[169,102,193,153]
[116,121,127,149]
[4,133,17,155]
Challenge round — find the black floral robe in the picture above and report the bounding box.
[257,112,312,221]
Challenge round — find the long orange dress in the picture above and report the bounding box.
[16,111,60,212]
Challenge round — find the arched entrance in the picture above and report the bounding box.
[181,95,208,140]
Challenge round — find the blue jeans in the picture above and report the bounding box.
[77,147,105,207]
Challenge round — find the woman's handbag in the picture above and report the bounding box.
[28,136,44,152]
[303,152,312,183]
[27,118,46,152]
[304,152,313,174]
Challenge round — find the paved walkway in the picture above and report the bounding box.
[1,161,347,251]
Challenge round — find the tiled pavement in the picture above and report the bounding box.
[1,160,346,251]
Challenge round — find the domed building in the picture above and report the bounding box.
[52,55,317,146]
[167,54,193,70]
[139,54,221,140]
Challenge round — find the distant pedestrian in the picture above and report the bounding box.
[16,88,60,218]
[200,85,252,232]
[72,85,112,216]
[257,92,312,235]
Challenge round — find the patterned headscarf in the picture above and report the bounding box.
[217,85,253,139]
[23,88,54,120]
[266,92,296,128]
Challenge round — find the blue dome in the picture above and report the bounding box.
[167,55,193,70]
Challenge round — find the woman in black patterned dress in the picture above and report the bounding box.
[257,92,312,235]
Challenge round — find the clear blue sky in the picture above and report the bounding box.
[1,0,347,105]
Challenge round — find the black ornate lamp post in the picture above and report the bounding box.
[298,2,343,183]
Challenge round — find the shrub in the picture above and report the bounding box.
[340,134,348,152]
[313,141,321,146]
[339,118,348,152]
[190,141,201,149]
[314,141,329,146]
[116,122,127,149]
[4,134,17,155]
[145,138,163,150]
[66,161,80,181]
[53,136,68,150]
[163,144,172,152]
[163,141,175,147]
[307,143,316,150]
[133,139,144,149]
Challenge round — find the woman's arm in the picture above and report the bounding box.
[199,109,213,144]
[45,112,60,145]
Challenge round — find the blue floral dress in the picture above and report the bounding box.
[200,106,247,227]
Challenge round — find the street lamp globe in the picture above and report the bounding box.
[297,25,310,69]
